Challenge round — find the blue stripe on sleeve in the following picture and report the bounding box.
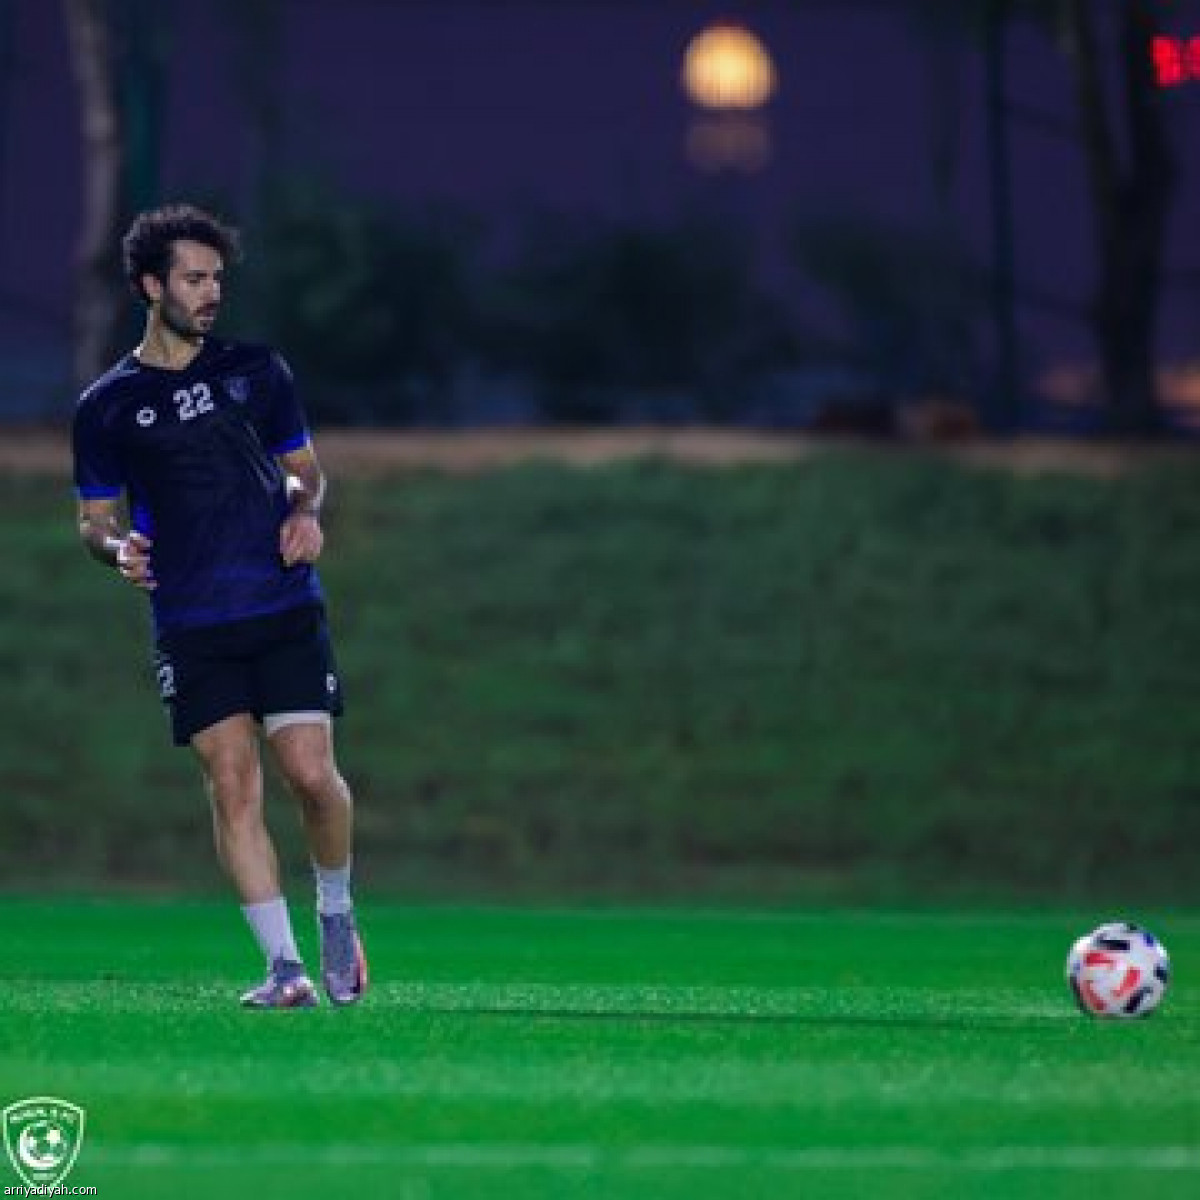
[76,484,123,499]
[270,430,310,456]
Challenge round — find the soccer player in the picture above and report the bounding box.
[71,204,368,1009]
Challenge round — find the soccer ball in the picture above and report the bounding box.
[1065,921,1170,1018]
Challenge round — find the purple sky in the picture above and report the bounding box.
[3,0,1200,394]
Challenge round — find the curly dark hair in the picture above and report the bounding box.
[122,204,242,302]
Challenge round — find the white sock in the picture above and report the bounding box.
[242,897,301,964]
[314,859,353,916]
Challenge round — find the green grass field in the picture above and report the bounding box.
[3,900,1199,1199]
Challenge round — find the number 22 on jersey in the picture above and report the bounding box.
[174,381,214,421]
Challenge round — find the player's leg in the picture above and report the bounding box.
[266,718,368,1006]
[251,605,366,1005]
[265,716,352,871]
[192,713,316,1008]
[193,714,277,901]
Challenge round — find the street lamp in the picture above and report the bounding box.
[682,22,777,173]
[683,22,777,111]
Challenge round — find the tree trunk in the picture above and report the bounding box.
[1062,0,1175,435]
[62,0,128,390]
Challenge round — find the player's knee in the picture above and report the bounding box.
[204,759,263,824]
[281,755,341,807]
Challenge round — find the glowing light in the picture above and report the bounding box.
[682,23,777,111]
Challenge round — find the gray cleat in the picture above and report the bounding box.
[240,957,319,1009]
[319,912,369,1006]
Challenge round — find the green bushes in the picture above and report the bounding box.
[6,452,1200,901]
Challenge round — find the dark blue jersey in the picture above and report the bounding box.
[72,338,323,634]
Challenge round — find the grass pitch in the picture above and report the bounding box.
[2,901,1198,1199]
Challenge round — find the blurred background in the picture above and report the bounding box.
[5,0,1200,430]
[3,0,1200,905]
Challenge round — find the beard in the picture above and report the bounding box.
[160,294,215,341]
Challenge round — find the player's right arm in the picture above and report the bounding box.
[77,496,156,590]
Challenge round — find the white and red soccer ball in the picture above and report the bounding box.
[1065,921,1170,1018]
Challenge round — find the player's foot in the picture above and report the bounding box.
[239,957,319,1009]
[319,911,368,1006]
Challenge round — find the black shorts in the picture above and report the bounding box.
[154,604,345,747]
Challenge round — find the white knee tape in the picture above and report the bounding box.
[263,711,331,738]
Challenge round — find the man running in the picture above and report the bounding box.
[72,203,367,1009]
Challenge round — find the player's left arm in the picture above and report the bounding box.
[278,441,326,566]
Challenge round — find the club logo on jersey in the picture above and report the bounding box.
[136,407,157,427]
[224,376,249,404]
[2,1096,86,1190]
